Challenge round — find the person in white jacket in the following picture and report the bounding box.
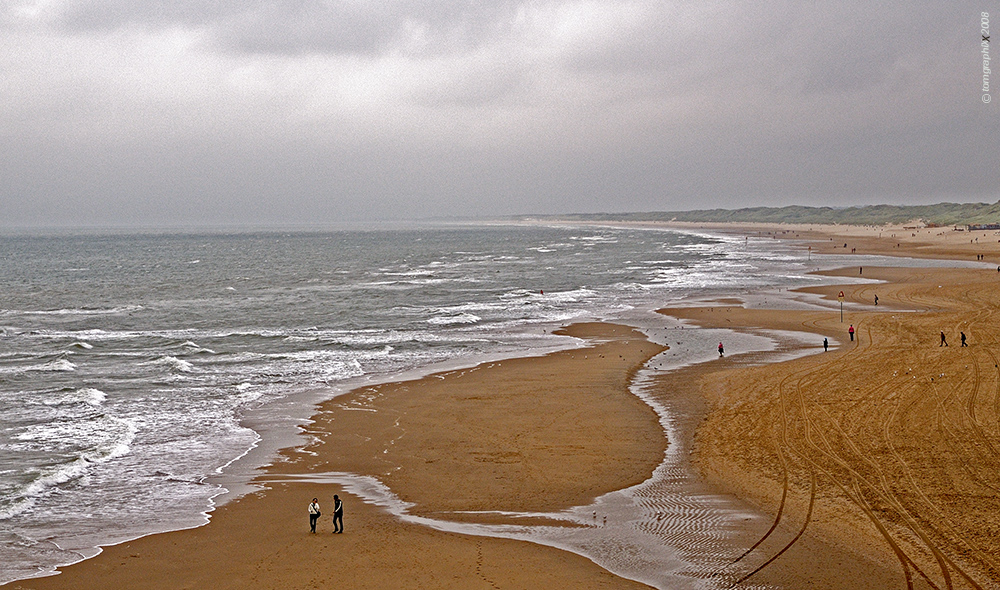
[308,498,321,533]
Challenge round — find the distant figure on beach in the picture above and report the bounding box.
[718,342,724,357]
[309,498,321,533]
[823,338,828,352]
[940,331,948,347]
[961,332,967,347]
[859,266,863,275]
[848,325,855,342]
[874,294,878,305]
[332,494,344,533]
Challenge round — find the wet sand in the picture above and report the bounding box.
[9,223,1000,589]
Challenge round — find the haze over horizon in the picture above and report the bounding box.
[2,1,996,228]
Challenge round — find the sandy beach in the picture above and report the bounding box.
[8,222,1000,589]
[9,323,667,590]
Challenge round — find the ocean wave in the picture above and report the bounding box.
[0,358,76,377]
[613,282,650,292]
[381,269,437,277]
[540,288,597,303]
[20,305,143,316]
[571,235,619,243]
[431,301,504,314]
[427,313,481,325]
[325,330,447,347]
[151,356,196,373]
[498,289,537,299]
[26,328,199,342]
[355,280,423,290]
[179,341,216,355]
[37,359,77,373]
[497,287,597,303]
[41,388,107,407]
[0,497,36,521]
[4,416,139,520]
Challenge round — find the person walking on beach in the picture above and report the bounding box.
[961,332,968,347]
[940,331,948,346]
[309,498,321,533]
[823,337,828,352]
[874,294,878,305]
[718,342,724,357]
[332,494,344,533]
[848,325,855,342]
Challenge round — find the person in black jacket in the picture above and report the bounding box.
[332,495,344,533]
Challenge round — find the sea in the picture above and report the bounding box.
[0,223,976,586]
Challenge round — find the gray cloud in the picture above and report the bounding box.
[36,0,528,56]
[0,0,995,228]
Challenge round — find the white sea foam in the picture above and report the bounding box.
[41,359,76,372]
[0,358,77,376]
[383,269,436,277]
[179,341,215,354]
[41,388,106,407]
[21,305,143,316]
[0,497,36,521]
[152,356,195,373]
[6,416,138,517]
[27,328,199,342]
[541,288,597,302]
[427,313,481,325]
[432,301,504,314]
[76,388,106,406]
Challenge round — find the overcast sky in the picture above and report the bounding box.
[1,0,996,227]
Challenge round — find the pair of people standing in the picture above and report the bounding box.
[308,495,344,533]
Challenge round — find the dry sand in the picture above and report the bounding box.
[8,222,1000,590]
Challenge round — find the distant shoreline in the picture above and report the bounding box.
[511,200,1000,228]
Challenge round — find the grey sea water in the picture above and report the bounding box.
[0,223,881,584]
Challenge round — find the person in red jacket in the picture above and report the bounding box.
[848,325,855,342]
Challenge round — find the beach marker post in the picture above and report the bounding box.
[838,291,845,322]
